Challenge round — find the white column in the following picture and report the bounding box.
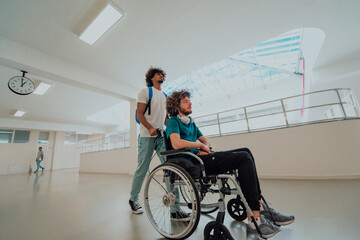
[128,99,138,175]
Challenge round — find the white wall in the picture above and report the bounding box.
[0,129,81,175]
[209,119,360,179]
[311,58,360,104]
[0,130,38,174]
[80,119,360,179]
[0,130,55,174]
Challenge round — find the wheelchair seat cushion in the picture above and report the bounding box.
[166,157,202,179]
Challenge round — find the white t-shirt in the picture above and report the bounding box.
[137,87,166,137]
[36,150,43,161]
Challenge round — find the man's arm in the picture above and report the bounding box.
[137,102,157,136]
[198,136,210,148]
[169,133,210,154]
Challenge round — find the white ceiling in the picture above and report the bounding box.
[0,0,360,133]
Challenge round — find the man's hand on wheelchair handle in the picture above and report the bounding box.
[148,127,158,136]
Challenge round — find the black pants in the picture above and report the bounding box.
[198,148,262,211]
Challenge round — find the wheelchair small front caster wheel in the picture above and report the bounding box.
[227,198,247,221]
[204,221,234,240]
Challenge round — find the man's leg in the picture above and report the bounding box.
[34,161,40,172]
[154,138,182,214]
[228,148,294,226]
[130,137,156,202]
[232,148,262,197]
[199,151,260,210]
[199,151,280,238]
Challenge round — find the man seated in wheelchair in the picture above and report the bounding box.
[165,89,294,238]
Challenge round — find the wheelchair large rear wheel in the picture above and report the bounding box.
[144,163,201,240]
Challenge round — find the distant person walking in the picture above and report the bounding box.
[34,147,45,173]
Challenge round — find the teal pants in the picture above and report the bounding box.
[35,160,44,172]
[130,137,166,202]
[129,137,181,212]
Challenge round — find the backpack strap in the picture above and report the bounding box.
[144,87,153,115]
[144,87,167,116]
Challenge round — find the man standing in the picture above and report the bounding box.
[34,147,45,173]
[129,67,168,214]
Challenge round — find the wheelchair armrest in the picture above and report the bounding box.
[160,148,191,156]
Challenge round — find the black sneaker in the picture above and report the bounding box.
[261,202,295,226]
[170,210,191,222]
[129,200,143,214]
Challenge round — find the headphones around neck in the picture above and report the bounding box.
[178,115,192,125]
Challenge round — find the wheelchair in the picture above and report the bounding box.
[143,131,268,240]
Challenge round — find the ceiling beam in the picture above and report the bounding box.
[0,36,138,101]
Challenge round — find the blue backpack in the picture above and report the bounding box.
[135,87,167,124]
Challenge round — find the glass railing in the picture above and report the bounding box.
[81,132,130,154]
[194,88,360,137]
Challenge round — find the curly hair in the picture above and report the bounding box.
[166,89,191,117]
[145,67,166,87]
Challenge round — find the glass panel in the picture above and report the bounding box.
[124,133,130,147]
[220,120,248,135]
[337,89,360,117]
[38,131,49,144]
[246,101,283,118]
[284,90,339,111]
[108,135,116,150]
[195,114,218,127]
[198,125,219,137]
[0,133,12,143]
[77,134,88,144]
[0,129,13,133]
[116,134,125,149]
[38,131,49,140]
[287,105,344,125]
[218,109,245,124]
[64,132,76,144]
[248,113,286,130]
[13,130,30,143]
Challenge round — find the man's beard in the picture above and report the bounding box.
[179,107,192,116]
[158,80,164,83]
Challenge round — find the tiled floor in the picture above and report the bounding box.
[0,169,359,240]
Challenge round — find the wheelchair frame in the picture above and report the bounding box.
[143,146,267,240]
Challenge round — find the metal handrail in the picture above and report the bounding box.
[194,88,360,137]
[81,132,130,154]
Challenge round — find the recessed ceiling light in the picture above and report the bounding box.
[14,110,26,117]
[79,3,123,45]
[33,82,51,95]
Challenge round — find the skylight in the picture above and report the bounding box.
[162,29,304,104]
